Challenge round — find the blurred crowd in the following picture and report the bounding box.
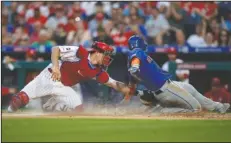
[2,1,231,52]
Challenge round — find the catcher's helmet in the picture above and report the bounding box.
[91,41,114,67]
[128,35,148,51]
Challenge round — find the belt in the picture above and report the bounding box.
[154,79,171,95]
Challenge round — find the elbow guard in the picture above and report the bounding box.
[128,66,140,75]
[128,66,141,81]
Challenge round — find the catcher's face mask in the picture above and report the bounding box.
[92,41,114,68]
[102,52,113,67]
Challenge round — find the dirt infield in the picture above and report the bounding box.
[2,103,231,120]
[2,112,231,120]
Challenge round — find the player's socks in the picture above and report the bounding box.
[8,91,29,112]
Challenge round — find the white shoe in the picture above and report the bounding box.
[151,104,163,113]
[218,103,230,114]
[7,106,14,113]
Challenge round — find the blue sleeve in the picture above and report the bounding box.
[133,50,143,60]
[127,50,144,83]
[128,50,144,67]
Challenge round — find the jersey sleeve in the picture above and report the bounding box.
[95,71,110,84]
[58,46,79,61]
[76,45,89,59]
[59,46,79,53]
[131,57,140,68]
[2,87,10,96]
[58,45,88,61]
[222,89,231,103]
[204,92,212,99]
[128,57,141,84]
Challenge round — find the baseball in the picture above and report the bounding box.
[75,17,81,22]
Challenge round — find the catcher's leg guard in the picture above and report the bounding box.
[73,104,84,112]
[8,91,29,112]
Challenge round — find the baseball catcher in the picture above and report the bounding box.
[8,42,134,112]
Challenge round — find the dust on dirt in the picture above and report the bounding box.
[2,102,231,120]
[2,110,231,120]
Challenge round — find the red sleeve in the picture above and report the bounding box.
[2,87,10,96]
[222,88,231,103]
[96,71,109,84]
[226,92,231,103]
[204,92,212,99]
[76,45,89,59]
[227,93,231,103]
[27,18,33,25]
[40,16,47,24]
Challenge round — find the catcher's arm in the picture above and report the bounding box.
[51,46,82,81]
[51,46,61,81]
[119,82,137,104]
[94,71,135,97]
[120,56,141,102]
[103,77,135,97]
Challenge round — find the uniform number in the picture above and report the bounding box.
[147,56,153,63]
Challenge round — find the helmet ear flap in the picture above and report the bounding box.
[128,35,148,50]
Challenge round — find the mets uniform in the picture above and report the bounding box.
[128,48,229,113]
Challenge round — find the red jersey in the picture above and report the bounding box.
[111,31,134,47]
[2,87,10,96]
[49,45,109,86]
[64,23,77,33]
[205,88,231,103]
[27,15,47,25]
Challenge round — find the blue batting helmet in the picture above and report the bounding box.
[128,35,148,51]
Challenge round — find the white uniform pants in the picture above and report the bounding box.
[21,63,83,111]
[153,80,223,113]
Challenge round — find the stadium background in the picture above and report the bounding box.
[2,1,231,108]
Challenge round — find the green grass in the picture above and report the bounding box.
[2,118,231,142]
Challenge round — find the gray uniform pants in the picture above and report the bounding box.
[152,80,224,113]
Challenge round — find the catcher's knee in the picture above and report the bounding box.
[43,102,69,112]
[43,102,83,112]
[10,91,29,111]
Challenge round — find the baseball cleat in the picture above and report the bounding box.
[218,103,230,114]
[151,104,163,113]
